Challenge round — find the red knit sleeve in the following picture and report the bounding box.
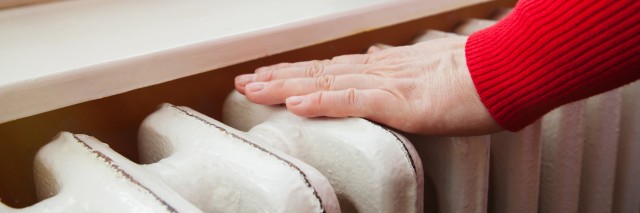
[465,0,640,131]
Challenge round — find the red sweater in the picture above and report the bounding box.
[466,0,640,131]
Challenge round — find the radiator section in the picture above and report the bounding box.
[579,90,623,213]
[411,136,490,213]
[539,101,587,213]
[613,83,640,213]
[489,122,541,213]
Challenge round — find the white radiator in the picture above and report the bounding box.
[2,8,638,213]
[407,10,640,213]
[410,82,640,213]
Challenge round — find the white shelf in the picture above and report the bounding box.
[0,0,485,124]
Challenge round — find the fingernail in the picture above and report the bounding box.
[235,74,255,85]
[246,82,266,92]
[286,96,304,106]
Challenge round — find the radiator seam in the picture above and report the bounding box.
[169,105,326,213]
[71,134,179,213]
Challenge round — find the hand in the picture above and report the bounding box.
[234,37,502,136]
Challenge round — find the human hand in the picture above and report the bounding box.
[234,37,502,135]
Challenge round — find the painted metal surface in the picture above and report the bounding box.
[411,135,491,213]
[579,89,623,213]
[0,132,203,213]
[490,122,542,213]
[222,91,424,213]
[613,83,640,213]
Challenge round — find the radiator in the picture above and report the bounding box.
[410,79,640,213]
[369,10,639,212]
[2,7,639,213]
[406,10,640,213]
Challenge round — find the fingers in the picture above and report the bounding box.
[255,64,375,81]
[236,64,381,94]
[239,63,359,94]
[244,74,386,105]
[236,54,372,93]
[235,74,256,94]
[284,89,396,121]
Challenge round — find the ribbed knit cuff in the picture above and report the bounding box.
[466,0,640,131]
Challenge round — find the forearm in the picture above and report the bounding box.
[466,0,640,131]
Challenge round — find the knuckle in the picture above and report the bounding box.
[315,91,326,106]
[302,92,327,117]
[315,75,335,90]
[273,79,287,90]
[345,88,358,105]
[304,62,326,77]
[256,69,274,81]
[361,54,372,64]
